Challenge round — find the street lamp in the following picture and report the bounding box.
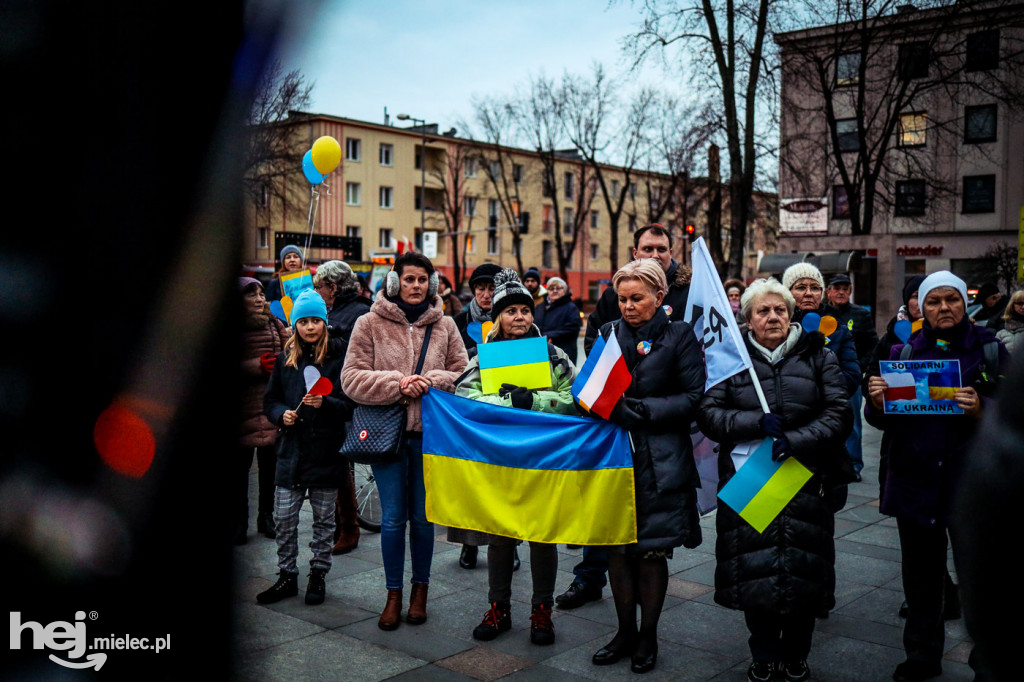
[396,113,426,239]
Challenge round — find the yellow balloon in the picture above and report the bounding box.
[819,315,838,336]
[311,136,341,175]
[912,319,923,333]
[281,295,293,323]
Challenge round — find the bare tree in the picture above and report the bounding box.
[561,65,654,271]
[431,142,475,291]
[244,61,314,207]
[627,0,782,278]
[778,0,1024,236]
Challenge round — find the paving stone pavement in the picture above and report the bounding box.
[234,422,974,681]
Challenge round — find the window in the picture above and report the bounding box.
[898,112,927,147]
[628,215,637,232]
[898,42,929,80]
[563,208,573,234]
[379,143,393,166]
[611,179,621,197]
[962,175,996,214]
[564,172,575,200]
[965,104,997,143]
[542,240,554,268]
[257,227,269,249]
[832,185,851,219]
[464,157,477,178]
[259,184,269,207]
[346,138,361,161]
[894,180,926,217]
[345,225,360,238]
[590,210,599,229]
[590,244,599,260]
[651,186,662,213]
[345,181,361,205]
[378,228,393,249]
[542,169,555,197]
[488,199,500,226]
[966,29,999,72]
[629,183,637,200]
[513,164,523,183]
[464,196,477,217]
[489,160,501,179]
[414,149,423,170]
[465,234,475,253]
[836,52,860,86]
[379,186,394,209]
[835,118,860,152]
[487,229,500,255]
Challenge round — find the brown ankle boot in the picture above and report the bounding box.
[378,589,402,631]
[331,477,360,555]
[406,583,428,625]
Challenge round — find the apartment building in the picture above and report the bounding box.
[774,0,1024,328]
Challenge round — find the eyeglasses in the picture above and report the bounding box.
[547,285,564,291]
[792,284,822,294]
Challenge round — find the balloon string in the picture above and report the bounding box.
[304,187,321,260]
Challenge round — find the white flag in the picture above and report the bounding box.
[684,237,755,390]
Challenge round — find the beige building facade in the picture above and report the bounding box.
[244,112,778,301]
[774,1,1024,330]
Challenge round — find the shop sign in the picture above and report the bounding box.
[780,197,828,234]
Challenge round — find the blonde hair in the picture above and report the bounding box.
[740,278,796,321]
[1004,289,1024,321]
[283,321,329,369]
[612,259,667,298]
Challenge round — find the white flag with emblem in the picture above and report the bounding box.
[684,237,755,390]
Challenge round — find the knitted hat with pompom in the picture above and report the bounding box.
[491,268,535,319]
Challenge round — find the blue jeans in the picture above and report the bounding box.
[372,435,434,590]
[572,546,609,589]
[846,388,864,472]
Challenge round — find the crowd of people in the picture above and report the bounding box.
[238,229,1014,681]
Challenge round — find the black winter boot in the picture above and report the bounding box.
[305,568,327,605]
[256,571,298,604]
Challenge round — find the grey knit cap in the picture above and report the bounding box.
[491,268,535,318]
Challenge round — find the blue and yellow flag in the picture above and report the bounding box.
[718,438,813,533]
[421,390,636,545]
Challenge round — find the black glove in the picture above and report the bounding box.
[499,383,518,397]
[502,384,534,410]
[610,397,648,427]
[771,437,792,462]
[760,412,784,439]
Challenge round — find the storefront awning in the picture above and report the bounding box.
[758,251,857,276]
[810,251,857,274]
[757,252,813,273]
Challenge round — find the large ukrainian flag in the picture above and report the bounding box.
[422,390,637,545]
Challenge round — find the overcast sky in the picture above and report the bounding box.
[278,0,672,131]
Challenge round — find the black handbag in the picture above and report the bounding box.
[339,324,433,465]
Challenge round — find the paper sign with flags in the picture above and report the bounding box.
[684,237,755,390]
[571,329,632,419]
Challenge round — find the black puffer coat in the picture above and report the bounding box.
[264,337,354,489]
[600,308,706,552]
[698,328,852,615]
[327,293,371,342]
[535,294,582,365]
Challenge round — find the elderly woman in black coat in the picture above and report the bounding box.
[698,277,852,682]
[589,259,705,675]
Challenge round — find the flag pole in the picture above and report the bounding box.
[748,367,771,414]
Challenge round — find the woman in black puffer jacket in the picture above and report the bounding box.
[698,277,851,682]
[589,259,705,675]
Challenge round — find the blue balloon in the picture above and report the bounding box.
[801,312,821,333]
[894,319,913,343]
[302,150,325,185]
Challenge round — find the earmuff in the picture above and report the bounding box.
[386,268,439,299]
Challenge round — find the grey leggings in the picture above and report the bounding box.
[487,535,557,606]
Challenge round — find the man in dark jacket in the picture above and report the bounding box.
[583,224,690,354]
[824,273,878,478]
[559,224,691,611]
[971,281,1008,331]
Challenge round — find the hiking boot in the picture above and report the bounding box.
[256,512,276,539]
[304,568,327,605]
[747,660,774,682]
[256,571,298,604]
[555,581,602,609]
[529,603,555,645]
[472,602,511,641]
[781,660,811,682]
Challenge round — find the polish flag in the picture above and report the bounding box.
[572,330,632,419]
[394,235,414,254]
[881,372,917,401]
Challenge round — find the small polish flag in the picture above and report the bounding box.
[572,328,632,419]
[881,372,917,401]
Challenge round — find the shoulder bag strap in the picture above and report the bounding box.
[414,323,435,375]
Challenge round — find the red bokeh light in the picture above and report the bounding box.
[93,403,155,478]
